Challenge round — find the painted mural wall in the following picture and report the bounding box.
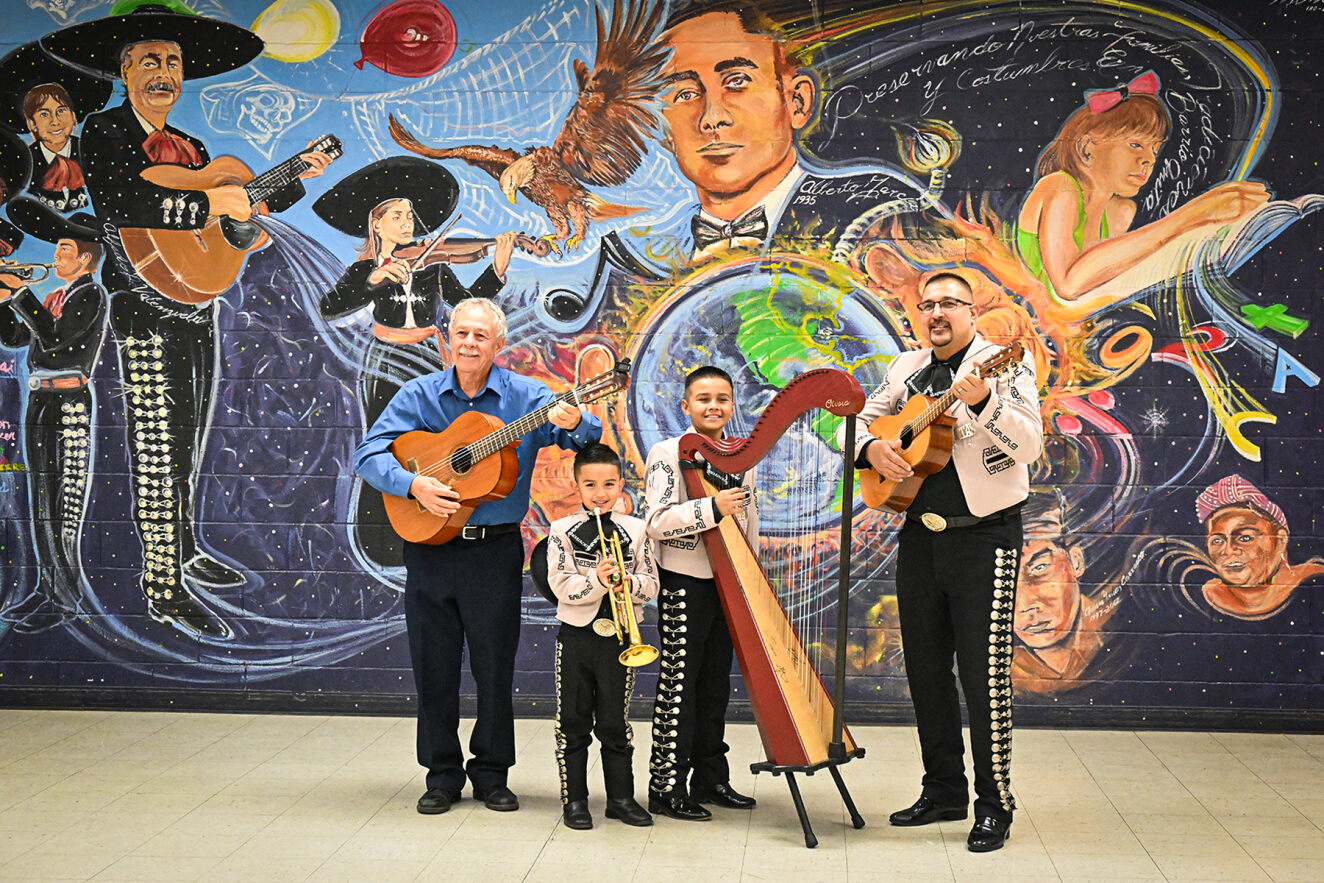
[0,0,1318,724]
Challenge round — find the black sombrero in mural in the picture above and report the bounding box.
[0,42,115,132]
[38,0,263,82]
[0,126,34,205]
[6,197,101,243]
[313,157,461,237]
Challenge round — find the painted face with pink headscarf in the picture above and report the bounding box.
[1196,475,1288,589]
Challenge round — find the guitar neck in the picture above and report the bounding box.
[462,389,579,464]
[907,366,984,436]
[243,155,311,205]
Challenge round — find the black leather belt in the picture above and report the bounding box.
[908,508,1016,532]
[456,522,520,542]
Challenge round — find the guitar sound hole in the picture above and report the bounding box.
[899,427,914,449]
[452,448,474,474]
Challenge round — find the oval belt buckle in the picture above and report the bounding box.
[592,619,618,637]
[920,512,948,532]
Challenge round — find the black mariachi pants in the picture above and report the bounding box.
[109,287,214,602]
[403,532,523,794]
[895,513,1021,824]
[555,617,637,805]
[24,386,94,609]
[649,569,734,796]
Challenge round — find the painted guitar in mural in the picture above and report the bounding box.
[119,134,343,305]
[383,359,631,544]
[859,342,1025,513]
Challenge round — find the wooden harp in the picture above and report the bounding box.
[677,368,868,848]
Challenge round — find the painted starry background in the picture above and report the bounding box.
[0,0,1319,728]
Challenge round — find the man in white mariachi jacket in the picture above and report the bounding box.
[841,271,1043,853]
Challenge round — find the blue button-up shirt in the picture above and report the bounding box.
[353,364,602,526]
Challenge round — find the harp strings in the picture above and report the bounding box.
[759,408,835,731]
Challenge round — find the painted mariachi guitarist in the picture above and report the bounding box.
[119,134,343,304]
[384,359,631,543]
[859,342,1026,513]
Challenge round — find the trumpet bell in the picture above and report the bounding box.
[619,643,659,667]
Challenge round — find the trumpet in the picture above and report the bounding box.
[0,262,54,282]
[592,508,659,668]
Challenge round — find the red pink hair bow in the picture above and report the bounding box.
[1086,71,1160,114]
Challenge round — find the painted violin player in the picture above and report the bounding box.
[314,156,520,567]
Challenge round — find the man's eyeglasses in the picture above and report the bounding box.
[916,298,973,314]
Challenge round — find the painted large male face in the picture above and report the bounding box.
[1015,536,1085,650]
[1205,507,1287,588]
[659,12,814,208]
[121,41,184,116]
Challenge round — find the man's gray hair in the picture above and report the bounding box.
[451,297,507,338]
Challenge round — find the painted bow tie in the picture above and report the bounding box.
[1086,70,1161,114]
[143,128,204,167]
[41,155,85,192]
[691,205,769,252]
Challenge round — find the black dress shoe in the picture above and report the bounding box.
[562,800,593,829]
[967,815,1011,852]
[690,782,757,810]
[475,785,519,811]
[604,797,653,826]
[146,594,233,639]
[182,553,245,588]
[417,788,463,814]
[889,795,968,826]
[647,792,711,821]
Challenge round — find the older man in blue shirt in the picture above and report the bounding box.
[355,297,601,815]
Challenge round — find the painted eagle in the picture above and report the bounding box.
[388,0,668,254]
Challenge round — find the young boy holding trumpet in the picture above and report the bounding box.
[546,442,659,830]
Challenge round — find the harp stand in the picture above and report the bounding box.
[748,414,866,849]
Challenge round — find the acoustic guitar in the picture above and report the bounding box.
[859,342,1025,513]
[119,133,343,305]
[383,359,631,544]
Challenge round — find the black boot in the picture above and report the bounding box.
[562,800,593,830]
[605,797,653,826]
[1,591,74,634]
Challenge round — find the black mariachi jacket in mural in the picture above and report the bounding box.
[0,273,106,375]
[319,259,504,328]
[27,138,90,214]
[77,100,305,293]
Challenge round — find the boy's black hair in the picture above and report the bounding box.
[573,442,623,478]
[683,365,734,396]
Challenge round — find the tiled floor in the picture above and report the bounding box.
[0,710,1320,881]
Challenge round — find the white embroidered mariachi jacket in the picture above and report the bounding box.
[842,334,1044,517]
[643,429,760,579]
[547,510,659,628]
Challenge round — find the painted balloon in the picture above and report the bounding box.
[355,0,458,77]
[253,0,341,64]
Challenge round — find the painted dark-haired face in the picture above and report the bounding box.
[121,41,184,116]
[659,11,810,207]
[1015,537,1084,650]
[1205,507,1286,588]
[27,96,76,153]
